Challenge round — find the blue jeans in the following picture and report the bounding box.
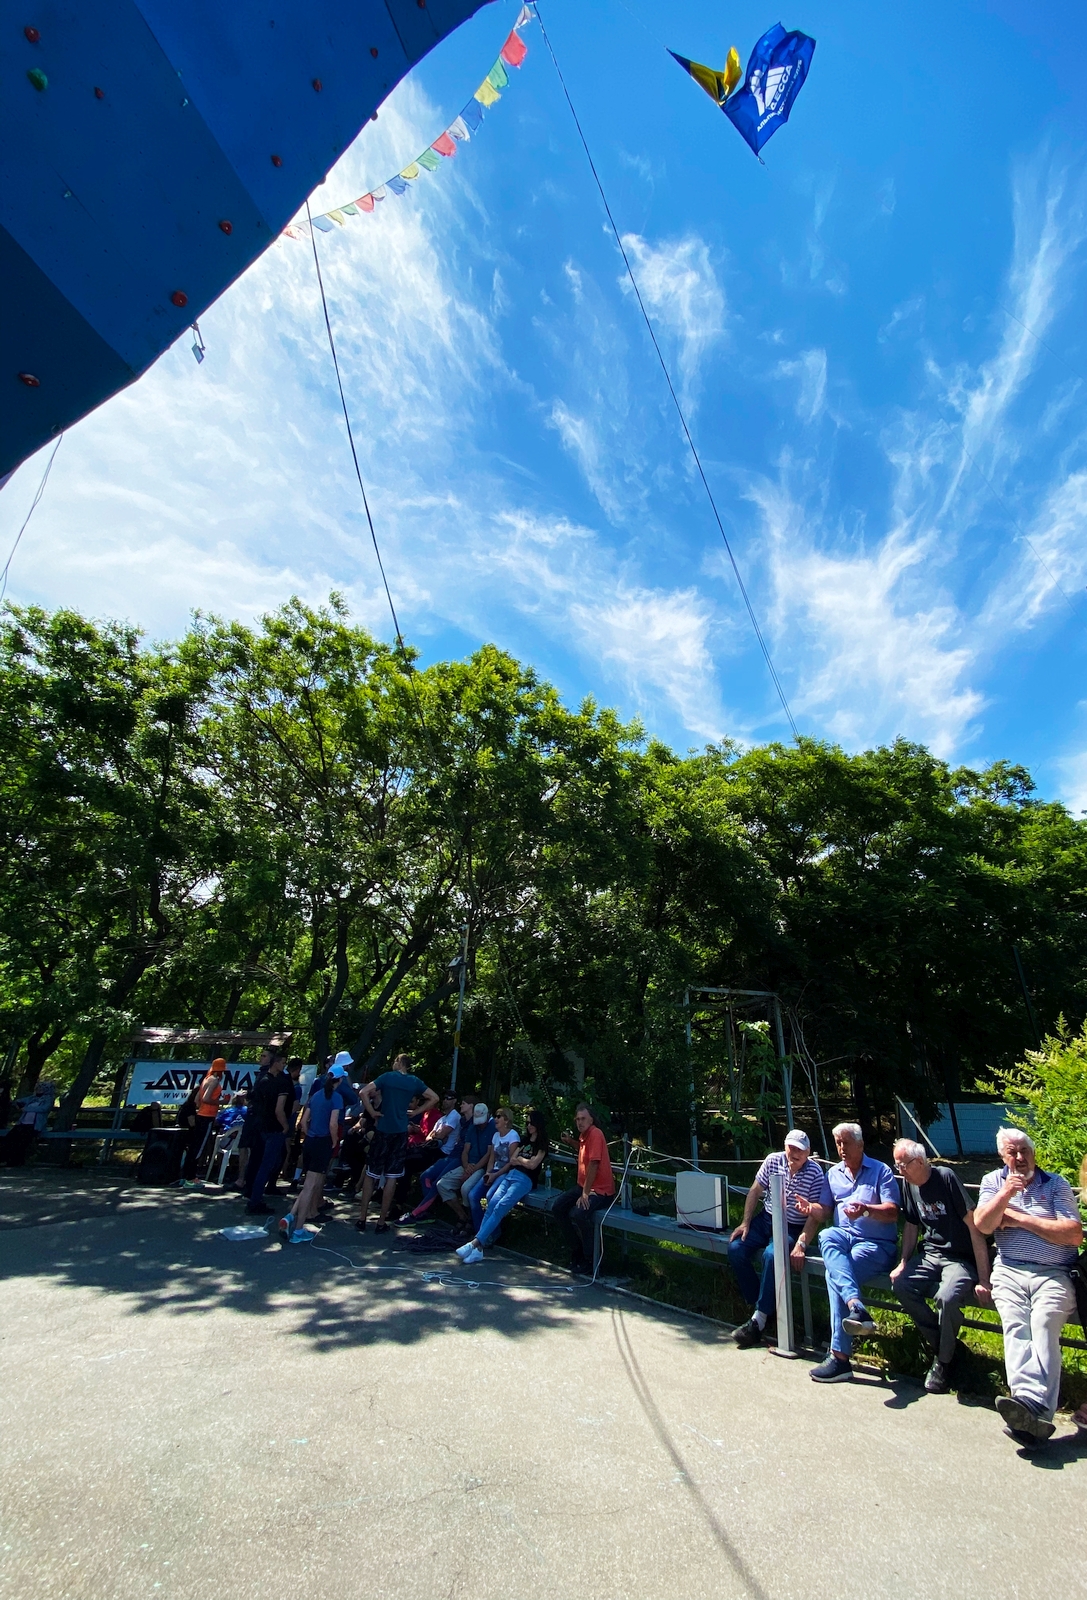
[818,1227,897,1355]
[475,1170,532,1245]
[412,1154,462,1216]
[470,1169,514,1235]
[727,1210,803,1317]
[247,1131,286,1207]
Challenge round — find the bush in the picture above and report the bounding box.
[981,1018,1087,1184]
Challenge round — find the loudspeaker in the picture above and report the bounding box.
[136,1127,186,1186]
[676,1170,723,1230]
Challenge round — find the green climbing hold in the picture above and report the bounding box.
[27,67,48,91]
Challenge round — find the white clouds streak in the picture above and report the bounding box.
[619,233,726,408]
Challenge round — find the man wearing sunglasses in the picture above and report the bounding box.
[890,1138,993,1394]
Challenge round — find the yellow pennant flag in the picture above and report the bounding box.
[669,45,742,107]
[474,78,501,107]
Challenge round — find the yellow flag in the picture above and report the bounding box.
[474,78,501,107]
[400,163,420,181]
[669,46,743,107]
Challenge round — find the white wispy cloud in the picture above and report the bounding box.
[619,232,726,408]
[775,348,827,424]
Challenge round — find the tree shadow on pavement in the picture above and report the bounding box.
[0,1171,591,1353]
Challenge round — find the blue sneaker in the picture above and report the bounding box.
[290,1228,312,1245]
[810,1355,853,1383]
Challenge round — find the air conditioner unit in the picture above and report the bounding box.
[676,1170,723,1231]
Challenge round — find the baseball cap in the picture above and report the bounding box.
[784,1129,810,1152]
[472,1102,490,1125]
[331,1051,354,1071]
[209,1058,227,1073]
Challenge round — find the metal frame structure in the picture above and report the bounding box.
[683,985,791,1167]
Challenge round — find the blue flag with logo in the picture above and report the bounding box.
[724,23,815,157]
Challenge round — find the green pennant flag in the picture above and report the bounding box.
[487,59,510,91]
[417,149,442,171]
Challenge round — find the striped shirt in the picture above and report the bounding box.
[978,1165,1080,1268]
[755,1152,832,1224]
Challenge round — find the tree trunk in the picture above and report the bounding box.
[313,909,351,1067]
[359,977,459,1077]
[56,1033,107,1131]
[18,1026,67,1096]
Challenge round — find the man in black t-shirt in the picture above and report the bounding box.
[890,1138,994,1393]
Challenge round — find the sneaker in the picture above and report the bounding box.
[1002,1425,1046,1450]
[398,1211,417,1225]
[277,1216,291,1240]
[995,1394,1055,1442]
[289,1228,312,1244]
[455,1241,477,1261]
[810,1355,853,1383]
[731,1317,765,1349]
[374,1222,390,1234]
[461,1246,484,1265]
[354,1220,367,1233]
[245,1203,272,1216]
[179,1179,200,1189]
[924,1358,953,1395]
[1072,1403,1087,1434]
[842,1306,878,1337]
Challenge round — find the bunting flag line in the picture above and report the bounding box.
[282,7,534,243]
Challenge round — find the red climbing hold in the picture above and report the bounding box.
[219,220,233,234]
[94,86,105,99]
[312,77,322,91]
[370,47,378,57]
[18,372,41,387]
[271,153,282,167]
[24,25,40,43]
[170,290,188,308]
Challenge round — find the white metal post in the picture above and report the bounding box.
[769,1167,796,1356]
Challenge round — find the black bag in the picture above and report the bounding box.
[136,1127,186,1186]
[1070,1248,1087,1336]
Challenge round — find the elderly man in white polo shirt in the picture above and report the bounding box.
[728,1130,832,1348]
[974,1127,1083,1446]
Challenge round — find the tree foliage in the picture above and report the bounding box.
[3,597,1086,1142]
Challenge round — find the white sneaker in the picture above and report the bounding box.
[455,1241,475,1261]
[463,1246,484,1265]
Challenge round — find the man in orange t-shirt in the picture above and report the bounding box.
[553,1103,615,1274]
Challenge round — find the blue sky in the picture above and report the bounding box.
[4,0,1087,803]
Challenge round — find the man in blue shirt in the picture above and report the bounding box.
[435,1102,496,1231]
[974,1127,1083,1445]
[357,1053,437,1233]
[806,1121,899,1382]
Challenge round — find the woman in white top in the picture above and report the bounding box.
[467,1107,520,1237]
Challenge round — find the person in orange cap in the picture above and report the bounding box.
[181,1058,227,1183]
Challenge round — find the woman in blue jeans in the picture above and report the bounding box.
[456,1112,548,1265]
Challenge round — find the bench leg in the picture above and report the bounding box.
[801,1265,813,1348]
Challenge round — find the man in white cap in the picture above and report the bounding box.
[728,1131,832,1347]
[434,1101,496,1231]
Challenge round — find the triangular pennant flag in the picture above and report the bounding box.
[516,6,533,28]
[475,78,501,107]
[417,149,441,171]
[283,225,306,240]
[358,193,375,213]
[400,162,421,180]
[432,132,457,157]
[328,210,346,225]
[341,202,359,216]
[371,186,387,202]
[386,175,408,195]
[668,49,740,107]
[500,30,528,68]
[459,99,485,132]
[311,215,335,231]
[448,115,470,142]
[487,59,510,91]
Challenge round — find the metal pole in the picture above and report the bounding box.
[769,1167,796,1356]
[772,995,792,1130]
[1011,944,1041,1046]
[685,987,698,1169]
[449,923,469,1093]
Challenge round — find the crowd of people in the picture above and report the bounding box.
[726,1120,1086,1447]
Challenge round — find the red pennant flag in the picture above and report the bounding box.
[431,131,457,157]
[357,193,375,213]
[500,29,528,67]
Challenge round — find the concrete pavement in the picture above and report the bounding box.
[1,1171,1085,1600]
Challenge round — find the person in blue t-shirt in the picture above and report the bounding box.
[356,1053,437,1233]
[807,1122,900,1383]
[280,1070,345,1243]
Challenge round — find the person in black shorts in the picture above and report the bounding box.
[356,1053,436,1233]
[280,1069,345,1242]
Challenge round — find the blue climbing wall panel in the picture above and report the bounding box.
[1,0,493,477]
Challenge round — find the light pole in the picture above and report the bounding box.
[448,923,469,1093]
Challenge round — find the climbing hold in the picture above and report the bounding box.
[218,219,233,234]
[170,290,188,307]
[417,0,426,8]
[370,46,378,57]
[370,111,378,122]
[24,24,40,42]
[27,66,47,90]
[18,373,41,387]
[312,77,322,91]
[94,86,104,99]
[271,153,282,166]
